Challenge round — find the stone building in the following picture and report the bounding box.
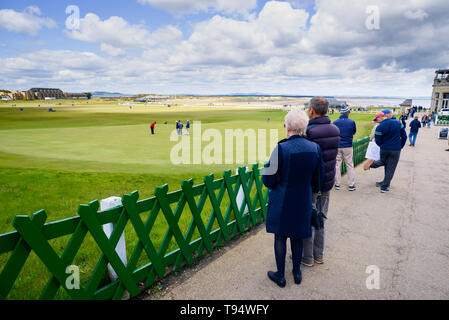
[27,88,65,100]
[431,69,449,112]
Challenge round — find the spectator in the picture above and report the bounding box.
[303,97,340,267]
[333,106,357,191]
[421,115,427,128]
[399,113,407,128]
[369,109,407,193]
[426,114,432,128]
[263,109,324,287]
[363,112,384,170]
[409,116,421,146]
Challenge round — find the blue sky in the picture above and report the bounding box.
[0,0,448,96]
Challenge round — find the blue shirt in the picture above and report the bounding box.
[333,115,357,148]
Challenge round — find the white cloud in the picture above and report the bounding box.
[100,43,126,57]
[169,1,309,67]
[66,13,182,56]
[2,0,449,97]
[0,6,56,36]
[66,13,152,50]
[137,0,258,15]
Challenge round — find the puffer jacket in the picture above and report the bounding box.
[306,116,341,192]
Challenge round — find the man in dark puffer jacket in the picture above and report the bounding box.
[302,97,340,267]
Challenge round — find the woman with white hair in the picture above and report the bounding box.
[263,109,324,287]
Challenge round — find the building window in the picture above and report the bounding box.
[435,93,440,111]
[442,93,449,109]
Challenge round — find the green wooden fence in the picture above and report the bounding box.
[340,137,370,174]
[0,165,268,300]
[0,137,370,300]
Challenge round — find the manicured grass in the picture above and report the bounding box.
[0,101,373,299]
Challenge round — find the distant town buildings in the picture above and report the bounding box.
[0,88,90,101]
[133,95,172,102]
[432,69,449,112]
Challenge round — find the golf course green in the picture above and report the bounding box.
[0,99,373,299]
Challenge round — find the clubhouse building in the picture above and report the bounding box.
[3,88,90,101]
[431,69,449,112]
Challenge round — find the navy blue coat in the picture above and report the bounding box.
[375,118,407,151]
[333,115,356,148]
[409,119,421,133]
[263,135,324,239]
[306,116,340,192]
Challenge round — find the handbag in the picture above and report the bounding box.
[311,164,327,230]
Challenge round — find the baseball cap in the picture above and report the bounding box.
[373,112,385,121]
[382,109,392,114]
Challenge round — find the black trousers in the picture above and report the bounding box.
[370,149,401,189]
[274,235,303,277]
[150,127,154,135]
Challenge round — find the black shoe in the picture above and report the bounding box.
[348,185,356,191]
[380,187,390,193]
[267,271,286,288]
[293,271,302,285]
[376,181,383,187]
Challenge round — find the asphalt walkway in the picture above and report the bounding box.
[149,121,449,300]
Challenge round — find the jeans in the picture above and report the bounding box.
[303,191,330,263]
[370,150,401,189]
[409,131,418,145]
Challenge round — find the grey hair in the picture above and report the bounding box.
[309,96,329,116]
[285,109,309,136]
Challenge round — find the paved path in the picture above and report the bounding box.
[150,122,449,300]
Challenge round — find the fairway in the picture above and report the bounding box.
[0,100,373,299]
[0,101,374,225]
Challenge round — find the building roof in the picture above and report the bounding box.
[29,88,63,92]
[400,99,413,106]
[328,98,347,106]
[435,69,449,74]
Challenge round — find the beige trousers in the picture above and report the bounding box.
[335,147,355,187]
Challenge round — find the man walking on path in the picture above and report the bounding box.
[303,97,340,267]
[333,106,357,191]
[369,109,407,193]
[150,121,156,135]
[409,116,421,146]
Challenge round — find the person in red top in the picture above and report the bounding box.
[150,121,156,135]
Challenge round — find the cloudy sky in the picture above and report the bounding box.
[0,0,448,96]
